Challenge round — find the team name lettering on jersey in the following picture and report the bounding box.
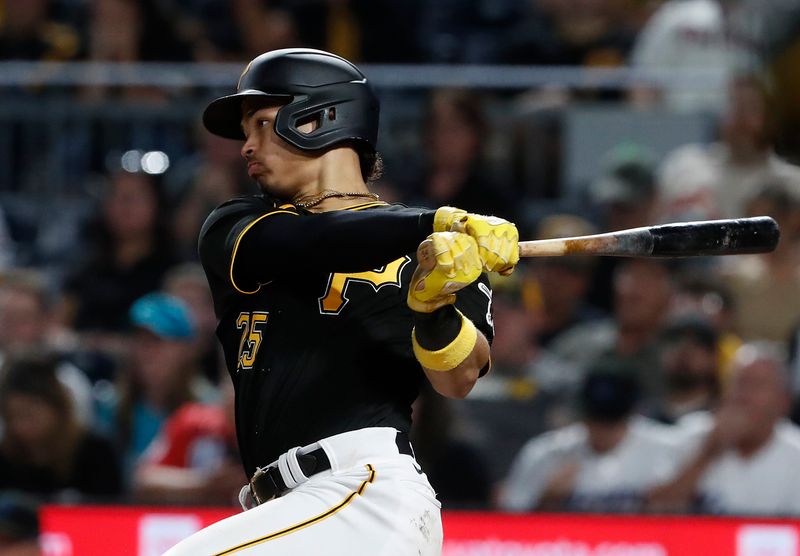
[318,256,411,315]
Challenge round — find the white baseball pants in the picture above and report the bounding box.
[163,427,443,555]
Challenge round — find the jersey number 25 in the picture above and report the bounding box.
[236,311,269,370]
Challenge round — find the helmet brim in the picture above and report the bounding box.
[202,90,292,140]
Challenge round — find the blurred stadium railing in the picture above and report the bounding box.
[0,62,723,266]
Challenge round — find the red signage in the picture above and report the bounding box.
[40,506,800,556]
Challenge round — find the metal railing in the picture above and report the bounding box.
[0,62,720,266]
[0,61,728,91]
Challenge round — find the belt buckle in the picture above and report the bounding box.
[249,466,276,505]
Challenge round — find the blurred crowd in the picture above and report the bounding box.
[2,0,800,551]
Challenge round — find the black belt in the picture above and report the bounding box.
[250,431,414,505]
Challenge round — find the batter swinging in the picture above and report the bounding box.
[166,48,518,555]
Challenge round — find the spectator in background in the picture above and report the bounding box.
[589,143,660,232]
[0,204,14,270]
[404,89,514,220]
[82,0,192,101]
[523,214,605,347]
[629,0,730,114]
[87,0,192,63]
[95,293,214,474]
[0,0,81,61]
[228,0,297,59]
[648,343,800,516]
[163,263,221,384]
[585,143,659,313]
[171,129,253,262]
[552,258,674,405]
[499,360,678,513]
[0,493,40,556]
[61,170,178,354]
[410,382,492,510]
[788,322,800,426]
[133,380,242,506]
[669,271,741,376]
[721,179,800,342]
[169,0,243,61]
[456,285,580,484]
[657,74,800,222]
[0,355,122,501]
[503,0,637,68]
[418,0,522,63]
[649,315,721,424]
[269,0,422,63]
[0,270,93,426]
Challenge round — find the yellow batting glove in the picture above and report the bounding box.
[433,206,520,276]
[407,232,482,313]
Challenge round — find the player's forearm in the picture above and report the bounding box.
[237,208,435,278]
[413,305,489,399]
[423,331,489,399]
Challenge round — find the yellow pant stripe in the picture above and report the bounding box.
[213,464,376,555]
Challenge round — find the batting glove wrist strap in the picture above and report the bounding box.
[412,309,477,372]
[412,304,462,350]
[433,206,468,233]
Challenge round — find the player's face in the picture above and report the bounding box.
[240,99,319,200]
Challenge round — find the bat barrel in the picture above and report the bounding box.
[517,216,780,258]
[649,216,780,257]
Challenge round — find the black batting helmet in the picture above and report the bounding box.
[203,48,380,152]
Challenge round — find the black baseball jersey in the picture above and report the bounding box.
[199,196,494,475]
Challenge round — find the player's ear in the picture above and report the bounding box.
[295,114,320,135]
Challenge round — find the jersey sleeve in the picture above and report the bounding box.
[197,196,272,291]
[198,197,436,294]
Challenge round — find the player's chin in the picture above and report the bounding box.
[257,177,295,201]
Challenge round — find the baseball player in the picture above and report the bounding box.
[166,48,518,555]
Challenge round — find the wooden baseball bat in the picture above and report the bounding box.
[519,216,780,258]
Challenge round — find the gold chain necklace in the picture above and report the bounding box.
[293,189,380,209]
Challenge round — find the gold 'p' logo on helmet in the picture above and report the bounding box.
[237,61,253,91]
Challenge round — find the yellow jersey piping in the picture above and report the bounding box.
[213,464,376,555]
[345,201,388,211]
[229,210,297,295]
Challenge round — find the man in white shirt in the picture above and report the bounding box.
[498,360,679,513]
[656,75,800,223]
[648,342,800,516]
[630,0,729,113]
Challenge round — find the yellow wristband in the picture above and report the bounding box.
[412,310,477,372]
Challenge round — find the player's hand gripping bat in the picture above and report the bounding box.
[518,216,780,258]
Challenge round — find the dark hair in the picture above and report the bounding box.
[0,354,72,419]
[0,353,81,479]
[345,140,384,183]
[660,315,720,350]
[426,88,489,140]
[84,169,175,265]
[358,146,384,184]
[674,270,736,313]
[579,359,641,422]
[727,73,777,149]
